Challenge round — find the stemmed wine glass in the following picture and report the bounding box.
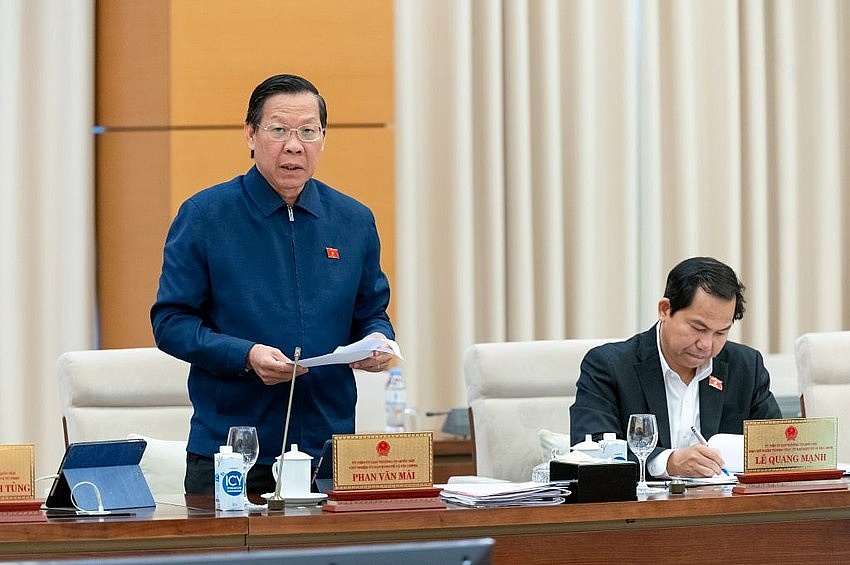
[627,414,663,497]
[227,425,260,509]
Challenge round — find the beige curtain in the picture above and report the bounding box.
[395,0,850,422]
[0,1,95,480]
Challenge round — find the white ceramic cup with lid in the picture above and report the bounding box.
[272,444,314,497]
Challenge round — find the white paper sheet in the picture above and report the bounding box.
[298,337,403,368]
[707,433,744,474]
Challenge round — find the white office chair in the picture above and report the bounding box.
[795,331,850,462]
[57,347,192,496]
[462,338,613,482]
[763,353,801,418]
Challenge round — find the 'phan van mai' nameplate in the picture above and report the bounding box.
[332,432,433,491]
[744,418,838,473]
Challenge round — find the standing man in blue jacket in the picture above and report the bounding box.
[570,256,780,478]
[152,74,395,495]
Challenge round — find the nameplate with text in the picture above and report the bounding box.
[332,432,433,491]
[744,418,838,473]
[0,444,35,501]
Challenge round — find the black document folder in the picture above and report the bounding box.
[44,439,155,511]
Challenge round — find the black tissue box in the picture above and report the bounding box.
[549,460,638,503]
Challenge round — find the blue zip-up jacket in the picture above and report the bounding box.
[151,166,394,464]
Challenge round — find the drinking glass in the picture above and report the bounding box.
[627,414,662,496]
[226,425,260,508]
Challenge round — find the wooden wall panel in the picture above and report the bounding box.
[96,131,171,347]
[168,129,252,212]
[169,0,394,126]
[96,0,395,348]
[96,0,170,127]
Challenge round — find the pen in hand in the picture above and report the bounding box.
[690,426,730,476]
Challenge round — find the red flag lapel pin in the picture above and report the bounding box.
[326,247,340,259]
[708,375,723,391]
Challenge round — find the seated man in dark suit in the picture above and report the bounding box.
[570,256,781,478]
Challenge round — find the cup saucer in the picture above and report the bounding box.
[260,492,328,506]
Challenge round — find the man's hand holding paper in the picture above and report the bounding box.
[300,334,403,371]
[248,334,401,384]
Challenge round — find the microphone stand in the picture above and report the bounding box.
[267,347,300,512]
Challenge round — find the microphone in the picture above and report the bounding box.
[267,346,301,512]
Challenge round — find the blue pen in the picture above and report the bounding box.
[690,426,731,476]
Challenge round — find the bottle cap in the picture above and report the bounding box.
[219,445,233,454]
[603,432,617,441]
[572,434,600,449]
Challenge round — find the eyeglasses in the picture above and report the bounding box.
[260,123,324,143]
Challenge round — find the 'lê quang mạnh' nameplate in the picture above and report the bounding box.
[332,432,433,491]
[744,418,838,473]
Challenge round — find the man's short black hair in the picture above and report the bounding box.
[245,74,327,130]
[664,256,746,320]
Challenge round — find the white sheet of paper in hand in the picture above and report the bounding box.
[707,433,744,474]
[298,337,403,368]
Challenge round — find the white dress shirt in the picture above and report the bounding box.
[647,324,712,478]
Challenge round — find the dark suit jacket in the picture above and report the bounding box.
[569,325,781,473]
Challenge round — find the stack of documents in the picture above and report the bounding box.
[438,481,572,508]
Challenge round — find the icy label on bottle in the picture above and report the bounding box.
[221,470,243,496]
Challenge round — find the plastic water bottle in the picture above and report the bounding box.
[214,445,244,511]
[384,367,407,432]
[599,432,629,461]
